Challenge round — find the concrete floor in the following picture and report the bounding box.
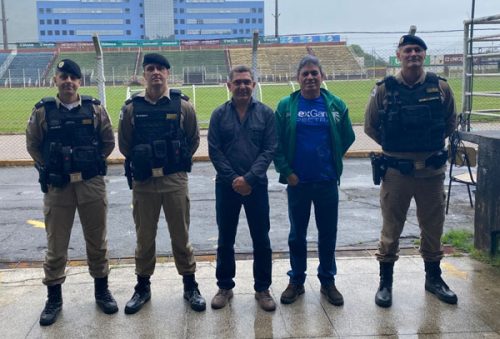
[1,254,499,338]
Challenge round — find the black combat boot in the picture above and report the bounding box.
[124,275,151,314]
[375,262,394,308]
[183,274,206,312]
[424,261,458,304]
[39,284,63,326]
[94,276,119,314]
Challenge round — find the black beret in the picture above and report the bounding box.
[142,53,170,69]
[56,59,82,78]
[398,35,427,50]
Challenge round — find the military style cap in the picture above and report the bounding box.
[398,34,427,50]
[56,59,82,78]
[142,53,171,69]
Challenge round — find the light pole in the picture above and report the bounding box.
[272,0,280,38]
[1,0,8,50]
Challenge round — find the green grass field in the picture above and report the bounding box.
[1,77,499,134]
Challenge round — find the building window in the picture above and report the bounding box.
[126,19,131,24]
[174,8,177,13]
[239,29,243,34]
[125,8,130,13]
[55,19,59,24]
[62,19,67,24]
[258,19,262,23]
[46,8,51,13]
[140,24,143,28]
[239,18,243,24]
[40,19,45,25]
[258,8,263,13]
[180,19,185,24]
[232,29,237,34]
[245,18,249,23]
[40,31,45,36]
[252,8,256,13]
[55,30,60,35]
[70,30,75,35]
[181,29,185,34]
[39,8,44,13]
[140,14,143,17]
[174,19,178,24]
[252,18,256,23]
[175,30,179,34]
[180,8,184,13]
[47,19,52,24]
[246,29,250,33]
[48,30,53,36]
[126,30,131,35]
[63,30,67,35]
[139,2,142,6]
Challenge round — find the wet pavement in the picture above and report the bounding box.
[1,129,498,338]
[1,255,499,338]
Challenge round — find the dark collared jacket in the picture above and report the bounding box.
[208,98,277,187]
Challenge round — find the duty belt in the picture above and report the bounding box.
[384,150,448,175]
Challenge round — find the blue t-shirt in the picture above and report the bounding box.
[292,95,337,183]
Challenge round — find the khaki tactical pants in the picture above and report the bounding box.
[376,168,446,263]
[132,185,196,277]
[43,178,109,285]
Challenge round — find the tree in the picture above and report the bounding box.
[350,44,387,67]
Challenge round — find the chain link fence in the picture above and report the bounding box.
[1,42,499,162]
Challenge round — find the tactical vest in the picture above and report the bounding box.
[379,72,447,152]
[39,96,105,187]
[128,89,192,181]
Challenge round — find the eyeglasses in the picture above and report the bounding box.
[300,70,320,77]
[231,79,253,86]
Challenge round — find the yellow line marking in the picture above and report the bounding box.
[27,219,45,229]
[442,262,468,279]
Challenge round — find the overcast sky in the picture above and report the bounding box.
[261,0,500,53]
[2,0,500,54]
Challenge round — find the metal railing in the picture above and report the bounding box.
[462,14,500,131]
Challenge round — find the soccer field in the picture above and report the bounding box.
[1,77,498,134]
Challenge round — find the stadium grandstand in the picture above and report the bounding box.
[0,51,55,86]
[309,45,365,79]
[52,51,141,85]
[0,41,369,87]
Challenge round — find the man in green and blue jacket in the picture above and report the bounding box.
[274,55,355,306]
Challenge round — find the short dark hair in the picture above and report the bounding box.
[296,55,325,78]
[228,65,254,81]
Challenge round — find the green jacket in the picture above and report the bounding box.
[273,88,355,184]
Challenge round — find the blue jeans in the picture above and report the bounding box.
[215,182,272,292]
[286,181,339,286]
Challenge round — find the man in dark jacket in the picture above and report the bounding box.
[208,65,277,312]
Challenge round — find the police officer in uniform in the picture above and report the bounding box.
[364,35,458,307]
[118,53,205,313]
[26,59,118,326]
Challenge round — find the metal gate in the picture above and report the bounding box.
[461,14,500,131]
